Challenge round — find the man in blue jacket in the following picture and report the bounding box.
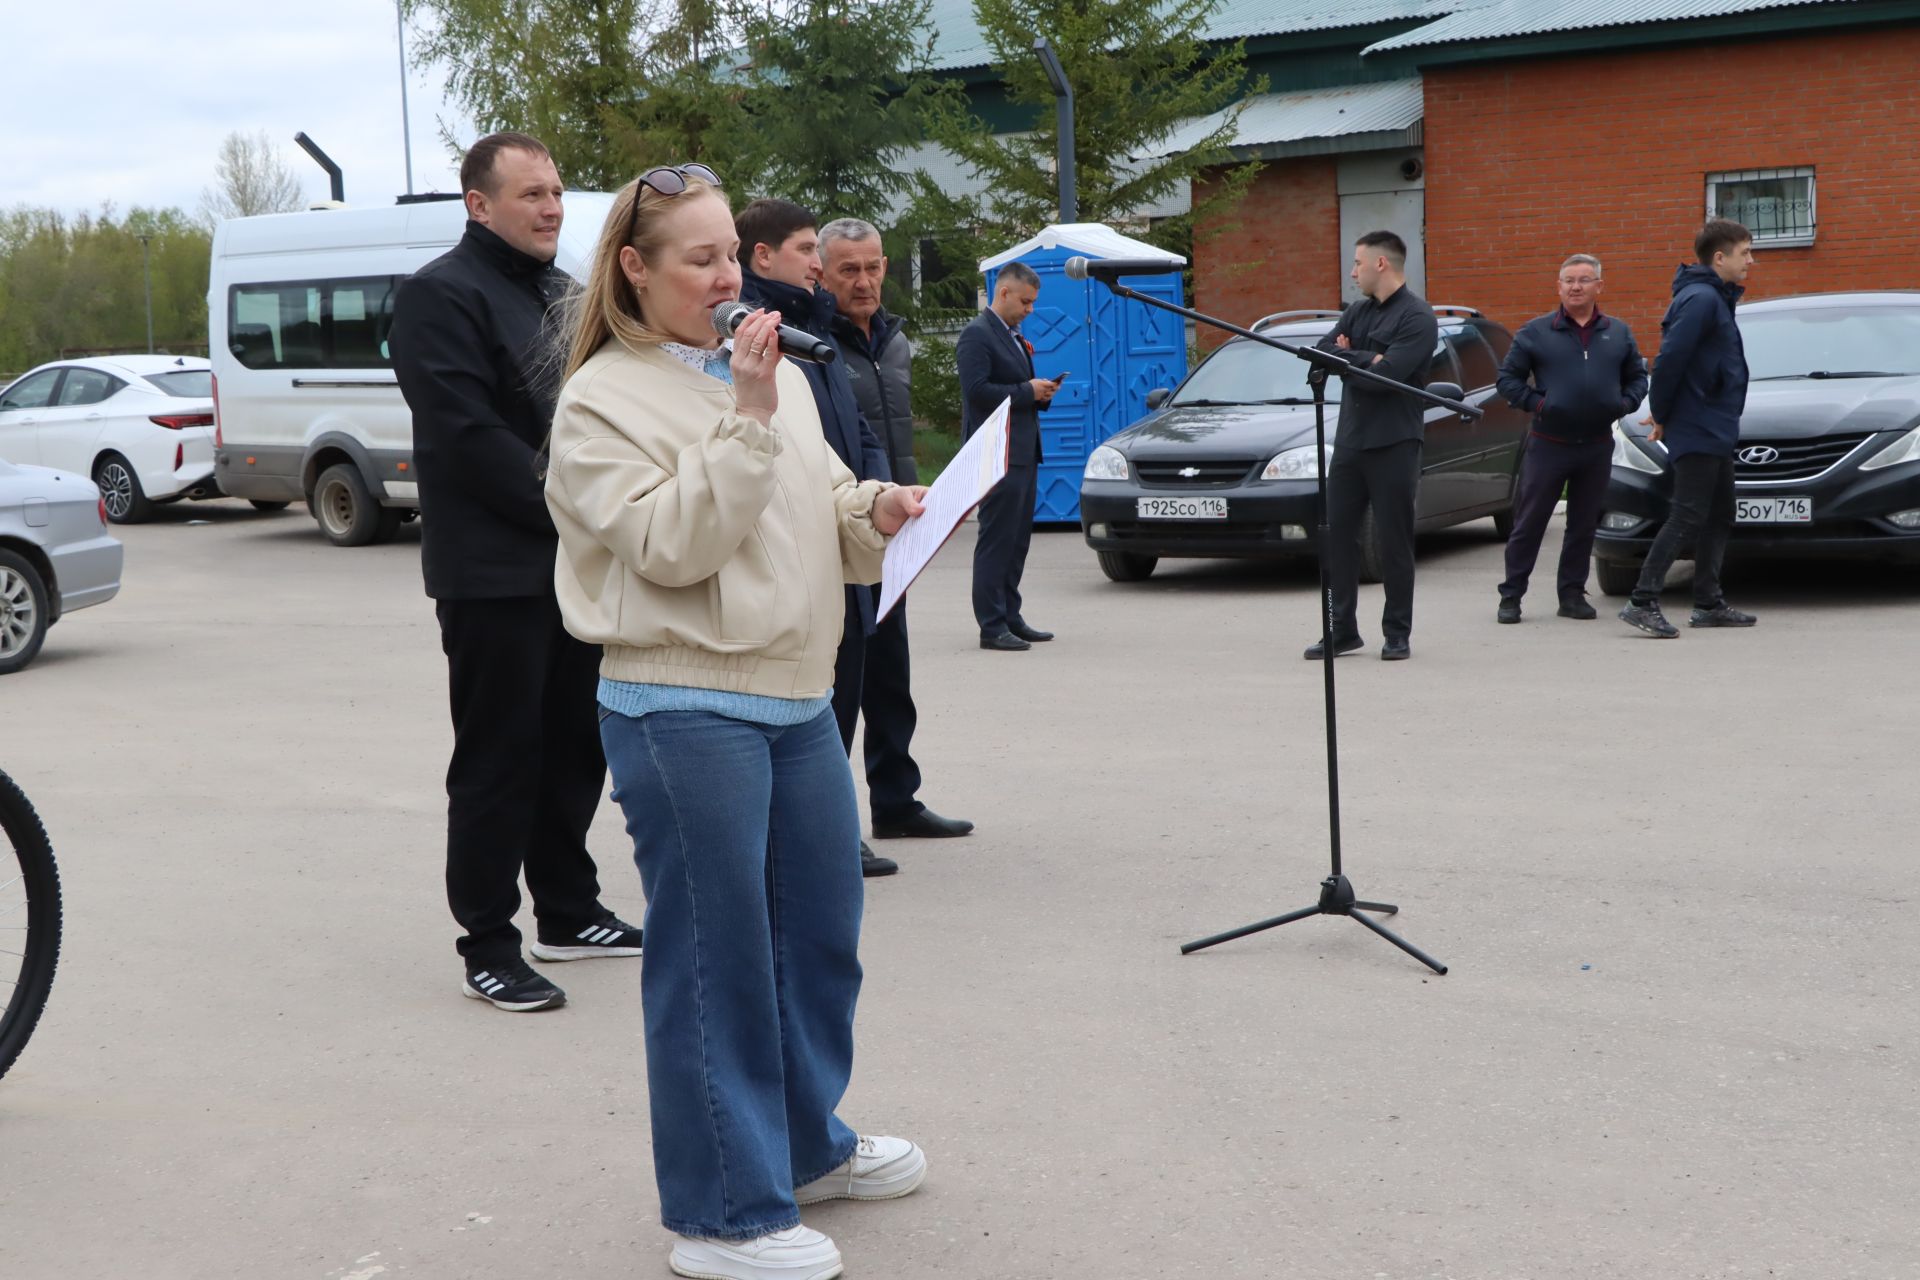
[1494,254,1648,622]
[1620,219,1759,638]
[737,200,969,877]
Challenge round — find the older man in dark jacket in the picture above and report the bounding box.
[816,217,974,858]
[738,201,969,878]
[1494,254,1649,623]
[391,132,639,1014]
[1620,218,1759,638]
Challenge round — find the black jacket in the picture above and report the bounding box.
[1649,263,1749,459]
[956,309,1044,465]
[831,306,917,484]
[1496,309,1649,445]
[1315,284,1441,451]
[391,222,571,600]
[738,268,891,633]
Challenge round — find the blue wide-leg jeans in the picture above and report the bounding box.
[599,706,863,1241]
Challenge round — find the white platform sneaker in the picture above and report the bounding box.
[793,1135,928,1205]
[669,1225,843,1280]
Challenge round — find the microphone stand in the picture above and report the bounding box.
[1089,276,1477,974]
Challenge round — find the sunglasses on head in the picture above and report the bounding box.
[627,163,722,242]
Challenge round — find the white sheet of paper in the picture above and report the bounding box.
[876,396,1012,622]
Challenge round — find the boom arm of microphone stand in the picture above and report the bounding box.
[1099,280,1481,419]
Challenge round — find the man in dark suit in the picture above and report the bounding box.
[958,261,1061,652]
[736,199,970,879]
[390,132,640,1014]
[1309,230,1440,663]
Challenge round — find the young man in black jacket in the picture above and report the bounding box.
[1310,230,1440,662]
[736,200,970,879]
[1620,219,1759,638]
[1494,254,1649,622]
[391,132,640,1013]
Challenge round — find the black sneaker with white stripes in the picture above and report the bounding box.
[463,958,566,1012]
[530,916,644,962]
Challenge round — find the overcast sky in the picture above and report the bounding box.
[0,1,470,218]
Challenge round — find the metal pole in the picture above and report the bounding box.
[137,235,154,353]
[1034,39,1077,223]
[396,0,415,195]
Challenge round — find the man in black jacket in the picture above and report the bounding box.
[815,216,975,858]
[1310,230,1440,662]
[736,200,968,879]
[391,132,639,1013]
[1494,254,1649,623]
[958,262,1060,651]
[1620,219,1759,638]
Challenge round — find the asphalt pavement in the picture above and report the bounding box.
[3,500,1916,1280]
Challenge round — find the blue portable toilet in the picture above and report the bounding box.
[979,224,1188,523]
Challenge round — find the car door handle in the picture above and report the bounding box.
[85,412,103,420]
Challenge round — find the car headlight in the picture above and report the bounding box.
[1611,421,1664,475]
[1261,444,1330,481]
[1860,424,1920,472]
[1083,445,1129,481]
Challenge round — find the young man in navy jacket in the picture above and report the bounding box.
[1620,219,1759,638]
[1495,254,1648,622]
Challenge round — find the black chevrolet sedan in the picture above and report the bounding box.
[1593,291,1920,594]
[1079,308,1530,582]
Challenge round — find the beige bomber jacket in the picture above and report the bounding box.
[544,340,890,699]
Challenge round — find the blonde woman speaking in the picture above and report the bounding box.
[544,165,930,1280]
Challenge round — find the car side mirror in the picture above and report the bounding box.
[1145,388,1171,410]
[1425,381,1470,419]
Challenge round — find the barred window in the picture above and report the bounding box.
[1707,168,1815,248]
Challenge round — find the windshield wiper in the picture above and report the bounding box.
[1754,370,1907,380]
[1172,397,1256,407]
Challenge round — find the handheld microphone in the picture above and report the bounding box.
[1062,256,1185,283]
[710,300,837,364]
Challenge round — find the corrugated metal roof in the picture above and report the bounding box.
[1139,78,1424,158]
[923,0,1456,71]
[880,139,1192,222]
[1365,0,1854,53]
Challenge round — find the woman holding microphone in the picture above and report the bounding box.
[544,165,929,1280]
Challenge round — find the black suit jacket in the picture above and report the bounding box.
[738,269,891,633]
[391,222,570,599]
[957,310,1044,465]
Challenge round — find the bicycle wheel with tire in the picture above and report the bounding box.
[0,769,61,1080]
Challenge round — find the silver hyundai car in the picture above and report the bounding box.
[0,457,123,675]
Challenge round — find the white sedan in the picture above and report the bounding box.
[0,356,280,524]
[0,457,122,674]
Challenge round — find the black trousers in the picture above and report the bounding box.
[1500,435,1613,602]
[831,594,924,822]
[1633,452,1736,608]
[972,463,1038,636]
[436,594,608,964]
[1326,439,1421,644]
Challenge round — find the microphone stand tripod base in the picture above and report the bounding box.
[1180,874,1447,974]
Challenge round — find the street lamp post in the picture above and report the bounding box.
[136,234,155,353]
[1034,38,1077,224]
[396,0,415,195]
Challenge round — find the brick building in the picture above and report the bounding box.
[1192,0,1920,347]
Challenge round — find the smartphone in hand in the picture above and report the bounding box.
[1052,371,1069,383]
